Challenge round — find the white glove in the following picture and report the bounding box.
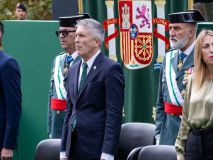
[155,134,160,145]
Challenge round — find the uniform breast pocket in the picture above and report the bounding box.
[87,81,105,104]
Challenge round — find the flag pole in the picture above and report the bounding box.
[78,0,83,13]
[155,0,166,63]
[105,0,117,61]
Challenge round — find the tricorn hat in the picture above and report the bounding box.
[169,10,206,23]
[59,13,91,27]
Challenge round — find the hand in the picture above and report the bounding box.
[1,148,13,160]
[152,106,156,121]
[155,134,160,145]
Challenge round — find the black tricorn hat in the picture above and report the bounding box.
[169,10,206,23]
[59,13,91,27]
[16,3,27,12]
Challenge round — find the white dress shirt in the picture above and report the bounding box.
[178,41,195,63]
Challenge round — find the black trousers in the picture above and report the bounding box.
[185,128,213,160]
[68,129,100,160]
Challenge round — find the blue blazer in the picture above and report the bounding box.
[0,50,22,149]
[61,52,125,159]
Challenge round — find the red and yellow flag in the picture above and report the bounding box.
[118,0,153,69]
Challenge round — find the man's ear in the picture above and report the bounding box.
[188,28,195,38]
[0,32,2,40]
[95,38,101,48]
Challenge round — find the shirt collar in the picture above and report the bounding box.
[67,51,78,60]
[81,49,100,71]
[179,41,195,56]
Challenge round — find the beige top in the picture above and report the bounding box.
[175,76,213,160]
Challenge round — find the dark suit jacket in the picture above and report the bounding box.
[61,52,125,159]
[0,50,22,150]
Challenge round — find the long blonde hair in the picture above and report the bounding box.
[194,29,213,88]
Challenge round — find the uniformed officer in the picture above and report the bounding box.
[155,10,205,145]
[48,13,90,138]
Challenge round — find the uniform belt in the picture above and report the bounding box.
[164,101,182,116]
[191,128,213,136]
[51,98,66,110]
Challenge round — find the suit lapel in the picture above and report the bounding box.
[176,49,194,78]
[73,56,81,64]
[73,61,81,99]
[77,53,104,99]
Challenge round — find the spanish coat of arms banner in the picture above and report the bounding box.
[118,0,153,69]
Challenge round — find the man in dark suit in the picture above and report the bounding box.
[60,19,125,160]
[0,21,22,159]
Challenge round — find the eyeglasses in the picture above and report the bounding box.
[55,30,76,37]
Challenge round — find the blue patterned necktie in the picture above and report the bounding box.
[178,52,187,69]
[79,62,88,91]
[66,55,73,64]
[64,55,73,74]
[179,52,187,62]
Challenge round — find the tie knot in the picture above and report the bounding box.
[66,55,73,63]
[82,62,88,69]
[179,52,187,61]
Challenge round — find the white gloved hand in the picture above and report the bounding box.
[155,134,160,145]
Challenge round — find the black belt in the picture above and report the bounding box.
[187,128,213,158]
[191,128,213,136]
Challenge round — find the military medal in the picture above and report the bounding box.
[182,67,193,85]
[64,65,69,74]
[178,60,183,70]
[64,54,73,74]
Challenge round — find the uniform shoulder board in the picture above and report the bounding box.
[58,52,66,55]
[166,48,178,55]
[169,48,176,52]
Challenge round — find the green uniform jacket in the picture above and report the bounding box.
[155,49,194,145]
[47,52,80,138]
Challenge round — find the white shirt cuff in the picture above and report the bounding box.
[60,151,113,159]
[60,151,67,159]
[101,152,114,160]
